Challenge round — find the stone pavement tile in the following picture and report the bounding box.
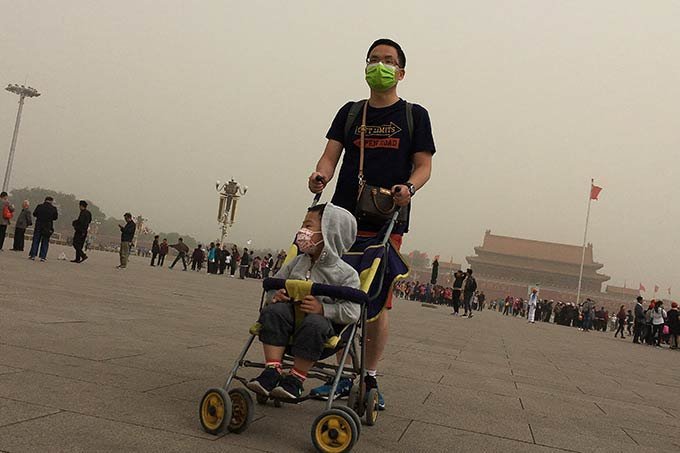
[396,420,564,453]
[439,373,517,398]
[0,397,60,427]
[448,358,512,381]
[513,375,583,396]
[0,411,257,453]
[457,350,510,367]
[621,426,680,451]
[0,344,186,392]
[0,366,22,376]
[410,384,533,443]
[0,370,210,439]
[519,392,603,420]
[527,415,638,452]
[572,381,643,405]
[0,334,146,362]
[594,398,680,430]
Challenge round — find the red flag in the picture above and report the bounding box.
[639,283,646,292]
[654,285,660,293]
[590,184,603,200]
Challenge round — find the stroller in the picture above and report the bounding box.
[198,196,408,453]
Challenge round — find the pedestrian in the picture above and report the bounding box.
[614,305,626,338]
[71,200,92,263]
[29,196,58,261]
[207,242,217,274]
[462,269,477,318]
[117,213,135,269]
[651,301,667,347]
[11,200,31,251]
[150,235,160,266]
[667,302,680,349]
[158,238,168,267]
[306,38,435,408]
[581,298,595,332]
[626,310,634,336]
[230,245,240,277]
[451,270,465,316]
[239,247,250,279]
[527,288,538,323]
[169,237,189,270]
[218,244,229,275]
[191,244,204,271]
[632,296,645,344]
[478,291,486,311]
[0,191,15,251]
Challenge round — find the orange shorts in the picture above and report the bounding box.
[357,231,403,310]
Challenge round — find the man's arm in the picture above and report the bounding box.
[392,151,433,207]
[308,139,343,193]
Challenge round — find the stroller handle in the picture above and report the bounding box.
[263,278,368,305]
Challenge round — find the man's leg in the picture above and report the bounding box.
[170,254,180,268]
[39,234,50,260]
[0,224,6,250]
[29,230,40,258]
[181,254,187,270]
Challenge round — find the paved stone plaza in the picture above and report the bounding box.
[1,245,680,452]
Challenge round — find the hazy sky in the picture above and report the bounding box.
[1,1,679,293]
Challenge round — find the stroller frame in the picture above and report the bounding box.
[199,209,402,453]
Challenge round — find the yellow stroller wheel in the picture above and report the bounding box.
[311,408,358,453]
[199,387,231,435]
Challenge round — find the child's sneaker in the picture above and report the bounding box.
[246,367,281,396]
[365,375,385,411]
[310,376,353,400]
[271,374,304,399]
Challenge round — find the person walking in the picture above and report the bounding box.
[191,244,204,271]
[169,238,189,270]
[632,296,645,344]
[527,288,538,323]
[651,301,667,347]
[29,197,58,261]
[462,269,477,318]
[71,200,92,263]
[307,38,435,407]
[117,213,135,269]
[667,302,680,349]
[614,305,627,338]
[239,247,250,279]
[150,235,160,266]
[451,270,465,316]
[11,200,31,251]
[581,298,595,332]
[0,191,15,251]
[158,238,169,267]
[218,244,229,275]
[229,245,240,277]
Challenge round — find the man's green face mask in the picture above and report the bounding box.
[365,62,398,91]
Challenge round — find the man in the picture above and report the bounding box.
[11,200,32,251]
[581,298,595,332]
[527,288,538,323]
[632,296,645,344]
[218,244,229,275]
[158,238,169,267]
[239,247,250,279]
[71,200,92,263]
[478,291,486,311]
[462,269,477,318]
[150,235,160,266]
[307,38,435,408]
[29,197,58,261]
[169,237,189,270]
[0,191,15,250]
[117,213,135,269]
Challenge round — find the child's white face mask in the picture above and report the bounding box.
[295,228,322,254]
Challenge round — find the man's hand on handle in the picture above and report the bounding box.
[391,185,411,207]
[308,172,327,194]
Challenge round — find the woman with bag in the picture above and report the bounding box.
[614,305,627,339]
[651,301,667,347]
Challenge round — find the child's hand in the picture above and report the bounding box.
[300,295,324,315]
[272,289,290,303]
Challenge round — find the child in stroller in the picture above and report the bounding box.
[246,203,361,399]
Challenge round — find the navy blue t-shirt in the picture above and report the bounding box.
[326,99,436,233]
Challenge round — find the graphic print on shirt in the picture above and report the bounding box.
[352,122,402,149]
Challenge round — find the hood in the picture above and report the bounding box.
[318,203,357,265]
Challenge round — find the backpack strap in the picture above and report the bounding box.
[405,102,414,141]
[344,100,367,142]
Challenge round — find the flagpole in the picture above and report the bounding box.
[575,178,594,306]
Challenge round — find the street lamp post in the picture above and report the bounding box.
[215,178,247,244]
[3,84,40,193]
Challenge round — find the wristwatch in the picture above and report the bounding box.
[404,182,416,196]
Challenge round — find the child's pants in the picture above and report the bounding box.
[258,302,336,362]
